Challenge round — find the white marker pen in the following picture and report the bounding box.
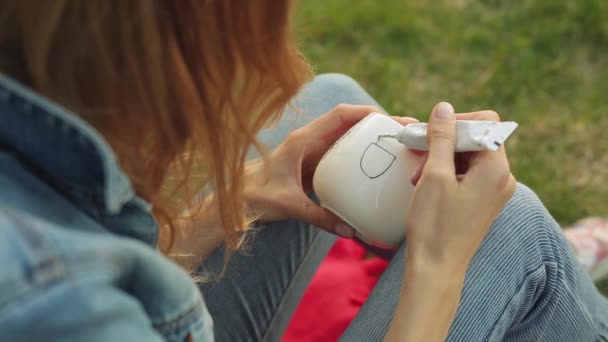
[379,120,518,152]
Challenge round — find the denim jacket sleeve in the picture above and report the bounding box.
[0,206,214,342]
[0,73,214,341]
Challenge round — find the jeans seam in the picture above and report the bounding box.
[261,228,330,342]
[487,261,603,341]
[485,263,551,341]
[562,278,606,339]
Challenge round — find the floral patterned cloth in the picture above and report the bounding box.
[564,217,608,282]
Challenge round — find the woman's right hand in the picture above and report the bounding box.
[386,102,516,342]
[406,102,516,273]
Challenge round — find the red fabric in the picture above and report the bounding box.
[281,238,389,342]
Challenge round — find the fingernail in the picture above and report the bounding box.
[434,102,454,120]
[336,223,355,238]
[404,116,420,122]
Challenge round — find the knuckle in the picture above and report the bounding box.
[333,103,351,114]
[483,160,512,189]
[423,168,452,184]
[285,128,306,145]
[482,110,501,122]
[493,164,512,187]
[429,126,455,142]
[367,105,383,114]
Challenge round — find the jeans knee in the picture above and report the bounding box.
[498,183,556,232]
[485,183,572,266]
[293,73,381,116]
[312,73,365,100]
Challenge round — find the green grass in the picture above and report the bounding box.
[296,0,608,226]
[296,0,608,293]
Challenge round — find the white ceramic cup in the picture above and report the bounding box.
[313,113,422,248]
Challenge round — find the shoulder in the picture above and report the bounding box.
[0,207,214,341]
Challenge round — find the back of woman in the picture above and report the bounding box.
[0,1,307,341]
[1,1,607,342]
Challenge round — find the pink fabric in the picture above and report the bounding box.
[564,217,608,273]
[282,238,389,342]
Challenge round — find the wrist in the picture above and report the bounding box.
[406,243,470,282]
[405,260,466,288]
[242,187,271,220]
[243,162,284,222]
[387,250,466,342]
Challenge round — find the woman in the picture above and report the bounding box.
[0,1,606,341]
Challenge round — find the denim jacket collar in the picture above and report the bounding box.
[0,73,157,245]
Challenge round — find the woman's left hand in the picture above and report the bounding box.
[244,104,418,238]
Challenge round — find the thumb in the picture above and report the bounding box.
[290,194,355,238]
[426,101,456,174]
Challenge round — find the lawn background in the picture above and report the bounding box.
[296,0,608,227]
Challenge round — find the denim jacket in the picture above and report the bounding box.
[0,74,214,341]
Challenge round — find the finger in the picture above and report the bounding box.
[463,147,511,191]
[442,109,510,189]
[425,102,457,175]
[467,144,507,171]
[306,104,383,145]
[390,116,419,126]
[289,193,355,238]
[413,152,471,185]
[458,109,510,185]
[455,110,500,122]
[410,152,428,186]
[298,104,384,171]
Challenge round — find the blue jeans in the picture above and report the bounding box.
[199,74,608,341]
